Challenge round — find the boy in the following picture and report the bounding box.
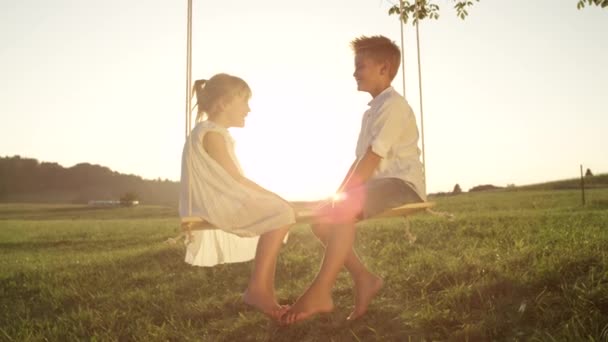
[281,35,426,324]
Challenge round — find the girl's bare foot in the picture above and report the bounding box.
[347,274,383,320]
[243,289,288,320]
[280,286,334,325]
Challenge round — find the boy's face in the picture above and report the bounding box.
[353,53,389,97]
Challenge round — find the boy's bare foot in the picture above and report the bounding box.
[280,286,334,325]
[243,289,289,320]
[347,274,383,321]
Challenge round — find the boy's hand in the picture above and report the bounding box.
[313,199,330,211]
[313,198,333,217]
[313,192,347,218]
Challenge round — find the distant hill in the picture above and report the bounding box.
[513,173,608,191]
[3,155,606,205]
[0,156,179,206]
[469,184,504,192]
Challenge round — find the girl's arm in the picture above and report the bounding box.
[203,132,288,201]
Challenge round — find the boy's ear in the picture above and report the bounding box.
[380,61,390,76]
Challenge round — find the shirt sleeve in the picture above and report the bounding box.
[370,101,409,158]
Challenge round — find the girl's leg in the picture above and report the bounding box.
[243,225,290,316]
[281,222,357,324]
[311,223,383,320]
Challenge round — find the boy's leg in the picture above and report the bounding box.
[306,178,422,321]
[282,178,422,323]
[282,222,356,324]
[311,223,383,320]
[312,223,368,275]
[282,184,371,324]
[244,225,290,317]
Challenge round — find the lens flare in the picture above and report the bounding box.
[332,192,347,202]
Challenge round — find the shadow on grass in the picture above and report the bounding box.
[0,238,151,253]
[4,240,607,341]
[0,205,178,221]
[52,247,421,340]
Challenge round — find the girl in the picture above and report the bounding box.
[179,73,295,318]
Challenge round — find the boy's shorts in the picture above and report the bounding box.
[317,178,423,224]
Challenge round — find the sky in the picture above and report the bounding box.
[1,0,606,201]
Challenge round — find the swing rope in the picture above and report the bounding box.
[399,0,407,96]
[415,4,427,182]
[402,1,453,220]
[183,0,194,243]
[400,0,427,190]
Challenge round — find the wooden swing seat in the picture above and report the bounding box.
[180,201,436,231]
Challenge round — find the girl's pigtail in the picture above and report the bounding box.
[192,79,207,122]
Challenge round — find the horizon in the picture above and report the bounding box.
[3,153,605,198]
[1,1,607,201]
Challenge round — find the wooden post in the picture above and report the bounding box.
[580,164,586,206]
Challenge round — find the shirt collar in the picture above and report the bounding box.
[367,86,394,107]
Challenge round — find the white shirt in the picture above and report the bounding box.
[355,86,427,201]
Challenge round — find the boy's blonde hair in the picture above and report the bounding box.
[350,35,401,82]
[193,73,251,122]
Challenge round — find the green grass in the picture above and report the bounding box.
[1,189,608,341]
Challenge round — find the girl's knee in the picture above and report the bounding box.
[265,225,289,238]
[278,224,291,234]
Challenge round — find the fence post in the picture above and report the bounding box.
[580,164,586,206]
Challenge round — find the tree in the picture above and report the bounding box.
[577,0,608,10]
[388,0,607,25]
[120,192,139,206]
[585,168,593,177]
[452,183,462,194]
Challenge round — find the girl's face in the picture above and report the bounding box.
[223,95,250,128]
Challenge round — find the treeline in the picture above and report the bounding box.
[430,173,608,197]
[0,156,179,206]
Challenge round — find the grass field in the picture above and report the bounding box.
[1,189,608,341]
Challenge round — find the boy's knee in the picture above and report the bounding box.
[317,208,361,225]
[311,223,329,235]
[336,223,357,231]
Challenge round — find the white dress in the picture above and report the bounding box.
[179,120,295,267]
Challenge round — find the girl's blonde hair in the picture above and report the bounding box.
[192,73,252,122]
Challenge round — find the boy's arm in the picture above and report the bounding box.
[335,160,357,193]
[203,132,288,201]
[314,152,380,212]
[338,147,382,192]
[337,100,411,192]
